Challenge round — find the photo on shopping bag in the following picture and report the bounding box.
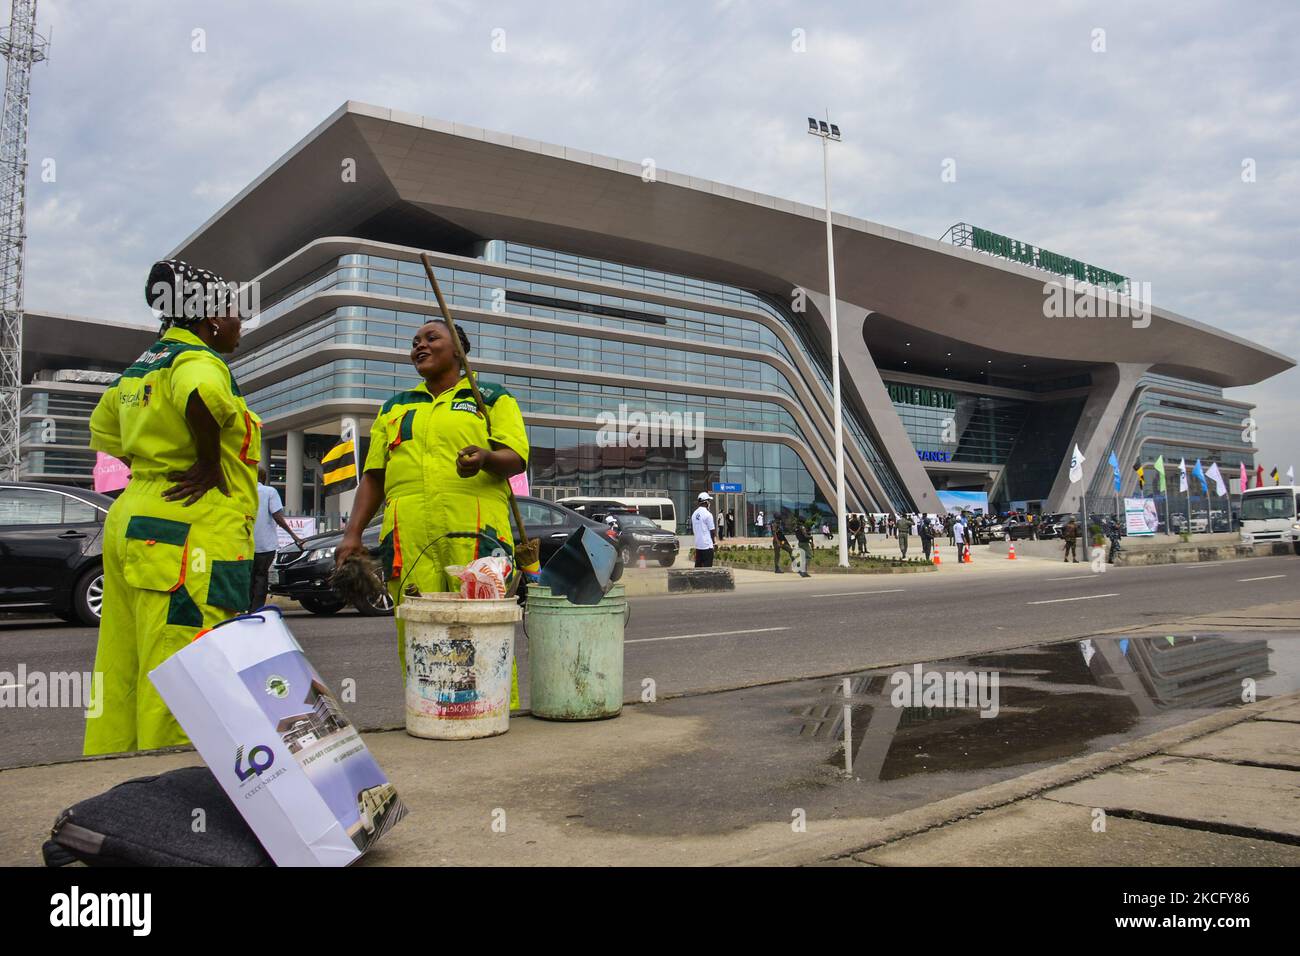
[238,651,408,853]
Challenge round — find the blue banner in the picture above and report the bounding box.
[937,490,989,516]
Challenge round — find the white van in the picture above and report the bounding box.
[1239,485,1300,553]
[556,496,677,533]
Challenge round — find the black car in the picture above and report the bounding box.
[990,519,1037,542]
[1036,513,1075,539]
[0,481,114,625]
[269,517,392,616]
[270,495,621,615]
[605,512,679,567]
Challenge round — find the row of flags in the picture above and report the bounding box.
[1069,444,1293,495]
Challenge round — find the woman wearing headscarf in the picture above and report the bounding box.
[85,260,260,755]
[335,317,529,687]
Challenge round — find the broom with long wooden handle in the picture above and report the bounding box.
[420,254,540,581]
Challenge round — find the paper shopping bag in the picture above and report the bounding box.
[150,606,407,866]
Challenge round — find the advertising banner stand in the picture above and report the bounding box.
[1123,497,1159,537]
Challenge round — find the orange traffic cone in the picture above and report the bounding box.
[933,548,941,566]
[1008,542,1016,560]
[637,552,648,570]
[963,543,972,563]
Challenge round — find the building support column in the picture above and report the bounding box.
[285,429,304,513]
[1045,362,1148,511]
[807,293,941,513]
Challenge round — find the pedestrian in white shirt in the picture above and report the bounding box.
[251,466,306,610]
[952,516,967,562]
[692,492,717,568]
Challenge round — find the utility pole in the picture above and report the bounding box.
[0,0,46,481]
[807,113,848,567]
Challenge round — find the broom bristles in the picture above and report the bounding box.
[330,552,386,605]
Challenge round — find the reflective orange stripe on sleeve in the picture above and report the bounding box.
[238,410,260,465]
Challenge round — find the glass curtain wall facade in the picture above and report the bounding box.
[19,385,107,484]
[234,241,915,530]
[1083,373,1256,528]
[884,378,1084,507]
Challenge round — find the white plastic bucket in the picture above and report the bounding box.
[396,594,521,740]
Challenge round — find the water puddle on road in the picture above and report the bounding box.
[804,633,1300,781]
[576,633,1300,838]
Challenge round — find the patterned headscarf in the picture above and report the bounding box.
[145,258,236,332]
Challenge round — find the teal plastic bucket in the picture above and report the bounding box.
[525,584,626,720]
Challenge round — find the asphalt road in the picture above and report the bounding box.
[2,554,1296,769]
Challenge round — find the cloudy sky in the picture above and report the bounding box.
[22,0,1300,467]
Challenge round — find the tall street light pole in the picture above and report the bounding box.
[808,114,848,567]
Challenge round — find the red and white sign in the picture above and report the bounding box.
[276,516,318,549]
[509,472,530,497]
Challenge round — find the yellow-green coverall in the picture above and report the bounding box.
[84,327,261,755]
[364,376,529,706]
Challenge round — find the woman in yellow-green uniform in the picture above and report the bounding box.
[335,318,528,687]
[84,260,260,755]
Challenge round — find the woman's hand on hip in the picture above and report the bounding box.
[164,460,229,505]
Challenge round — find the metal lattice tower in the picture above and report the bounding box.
[0,0,46,481]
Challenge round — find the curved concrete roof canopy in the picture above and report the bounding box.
[170,101,1293,392]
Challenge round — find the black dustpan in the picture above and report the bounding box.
[539,525,618,605]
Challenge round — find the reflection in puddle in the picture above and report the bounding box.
[571,633,1297,839]
[797,634,1289,782]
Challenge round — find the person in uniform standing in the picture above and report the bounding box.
[793,520,813,577]
[336,318,529,696]
[85,260,260,756]
[771,517,792,573]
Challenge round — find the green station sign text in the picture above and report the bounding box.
[888,384,956,410]
[969,226,1128,291]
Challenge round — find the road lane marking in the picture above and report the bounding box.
[626,626,791,644]
[1047,575,1096,581]
[809,589,907,597]
[1238,574,1286,582]
[1027,593,1118,605]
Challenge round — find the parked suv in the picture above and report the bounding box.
[0,481,113,625]
[270,496,622,614]
[606,512,679,567]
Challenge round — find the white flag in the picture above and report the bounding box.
[1206,461,1227,497]
[1178,458,1188,493]
[1288,466,1295,484]
[1069,444,1086,483]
